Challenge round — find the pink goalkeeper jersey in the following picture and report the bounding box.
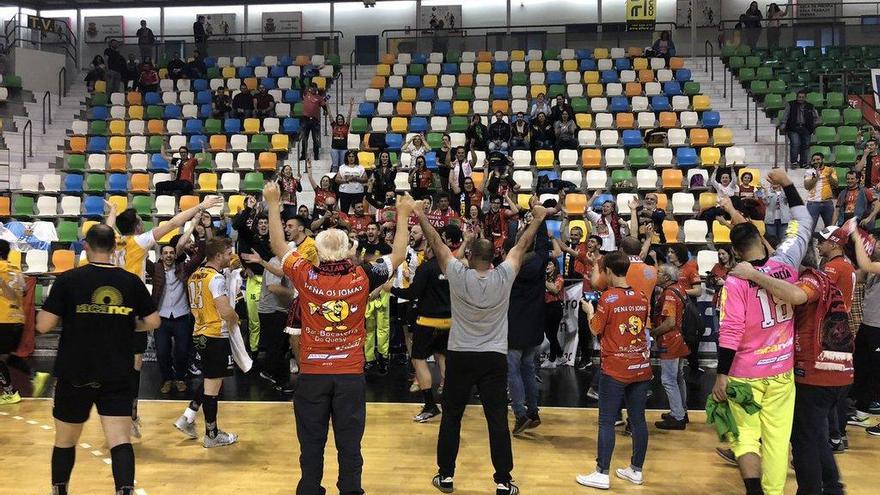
[718,203,814,379]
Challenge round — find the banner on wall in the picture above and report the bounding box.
[872,69,880,110]
[261,12,303,39]
[796,0,841,19]
[626,0,657,32]
[84,16,123,43]
[419,5,461,31]
[538,282,582,367]
[676,0,720,28]
[202,14,236,41]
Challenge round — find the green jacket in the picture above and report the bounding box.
[705,380,762,441]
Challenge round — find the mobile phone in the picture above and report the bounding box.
[582,291,600,303]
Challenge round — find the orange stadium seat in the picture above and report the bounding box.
[564,193,588,215]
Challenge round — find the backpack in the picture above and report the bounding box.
[666,286,705,353]
[689,173,705,189]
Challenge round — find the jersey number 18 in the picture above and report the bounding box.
[756,288,793,329]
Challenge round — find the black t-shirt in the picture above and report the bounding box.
[359,240,392,261]
[233,91,254,110]
[42,263,156,385]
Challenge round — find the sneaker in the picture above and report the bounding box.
[130,417,142,439]
[586,387,600,400]
[540,359,557,369]
[203,430,238,448]
[847,411,872,427]
[377,358,389,376]
[654,416,687,430]
[175,380,187,393]
[512,416,532,435]
[527,413,541,429]
[391,353,409,366]
[31,371,51,396]
[160,381,173,394]
[364,361,378,374]
[259,371,278,385]
[867,424,880,436]
[830,439,846,454]
[0,391,21,405]
[496,482,519,494]
[432,474,454,493]
[414,405,441,423]
[623,421,632,436]
[615,466,644,485]
[576,358,593,371]
[174,415,197,440]
[274,382,295,394]
[869,402,880,415]
[661,412,689,423]
[409,381,421,393]
[614,419,626,427]
[535,373,542,384]
[715,447,738,465]
[188,363,202,376]
[575,471,610,490]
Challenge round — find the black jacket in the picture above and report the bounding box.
[233,206,272,275]
[193,21,207,42]
[391,256,451,319]
[488,121,511,142]
[507,220,552,350]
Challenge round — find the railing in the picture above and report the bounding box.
[349,49,356,89]
[41,91,51,135]
[57,67,66,106]
[335,72,343,116]
[745,92,751,132]
[21,119,32,168]
[4,15,78,66]
[704,40,714,82]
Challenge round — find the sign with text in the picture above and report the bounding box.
[84,16,123,43]
[202,13,237,41]
[796,0,841,19]
[261,11,303,39]
[627,0,657,32]
[26,15,64,34]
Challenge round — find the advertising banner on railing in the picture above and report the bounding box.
[795,0,841,18]
[627,0,657,31]
[202,14,236,41]
[261,11,303,40]
[84,16,123,43]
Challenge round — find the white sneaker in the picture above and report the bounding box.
[615,466,644,485]
[174,415,197,439]
[576,471,610,489]
[540,360,557,369]
[203,430,238,448]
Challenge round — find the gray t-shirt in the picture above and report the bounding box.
[445,259,516,354]
[861,274,880,327]
[258,257,292,314]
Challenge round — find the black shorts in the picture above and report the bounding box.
[132,331,149,355]
[0,323,23,355]
[411,324,449,360]
[193,335,233,379]
[53,379,132,423]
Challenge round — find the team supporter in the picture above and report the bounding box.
[36,225,160,495]
[668,244,702,297]
[577,251,652,490]
[263,182,416,495]
[233,195,273,354]
[483,192,520,261]
[651,264,691,431]
[107,195,222,438]
[541,260,566,368]
[361,222,393,374]
[174,238,240,448]
[712,169,814,495]
[341,201,373,238]
[427,193,461,229]
[304,160,337,207]
[585,189,628,252]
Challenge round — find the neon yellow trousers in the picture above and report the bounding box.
[364,291,391,362]
[245,275,262,352]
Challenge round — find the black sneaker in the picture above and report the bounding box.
[432,474,454,493]
[274,382,295,394]
[623,420,632,436]
[391,353,409,366]
[842,435,849,450]
[654,416,687,430]
[527,413,541,429]
[496,482,519,495]
[661,412,690,423]
[188,363,202,376]
[830,439,846,454]
[377,358,389,376]
[715,447,738,465]
[512,416,532,435]
[869,402,880,414]
[364,361,378,374]
[867,424,880,436]
[576,358,591,371]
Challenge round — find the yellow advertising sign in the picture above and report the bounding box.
[626,0,657,31]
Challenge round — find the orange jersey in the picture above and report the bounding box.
[822,256,856,312]
[593,256,658,315]
[591,287,652,384]
[653,283,692,359]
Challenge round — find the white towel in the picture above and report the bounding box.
[224,268,253,373]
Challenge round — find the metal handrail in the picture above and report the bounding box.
[381,22,678,38]
[21,120,32,168]
[745,92,751,131]
[335,72,343,116]
[704,40,714,81]
[41,91,51,134]
[57,67,66,105]
[349,49,356,88]
[729,69,735,109]
[755,94,759,143]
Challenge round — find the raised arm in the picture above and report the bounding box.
[505,205,549,274]
[104,200,118,229]
[305,160,318,189]
[176,218,198,256]
[154,196,223,242]
[768,168,815,268]
[850,228,880,274]
[262,182,294,260]
[729,261,808,305]
[388,193,416,270]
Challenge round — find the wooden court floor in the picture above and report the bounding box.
[1,399,875,494]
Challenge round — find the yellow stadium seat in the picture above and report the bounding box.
[243,118,261,134]
[575,113,592,129]
[638,69,655,82]
[228,195,246,215]
[108,154,127,172]
[51,250,76,274]
[663,220,680,243]
[690,128,710,147]
[493,73,509,86]
[130,173,150,193]
[109,120,126,135]
[713,128,734,146]
[752,220,766,236]
[147,119,165,134]
[510,50,525,61]
[69,137,86,153]
[93,80,106,93]
[491,100,509,114]
[565,193,588,215]
[470,171,485,190]
[376,64,391,77]
[692,95,711,111]
[197,173,218,192]
[422,75,438,88]
[158,68,168,79]
[583,71,600,84]
[390,117,408,133]
[594,48,609,59]
[370,76,386,89]
[739,167,761,184]
[313,77,327,90]
[530,85,547,98]
[517,193,531,210]
[700,147,721,166]
[400,89,416,103]
[699,192,718,210]
[625,82,642,97]
[271,134,289,152]
[358,151,375,169]
[536,150,555,169]
[258,152,277,172]
[458,74,474,87]
[587,84,603,97]
[452,100,469,115]
[633,58,649,70]
[616,113,635,129]
[562,59,579,72]
[581,149,601,169]
[477,62,492,74]
[569,219,588,239]
[712,221,731,243]
[209,135,227,152]
[107,195,128,212]
[81,220,99,237]
[221,66,236,78]
[128,106,144,120]
[528,60,543,72]
[661,169,684,190]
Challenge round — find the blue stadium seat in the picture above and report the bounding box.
[651,95,670,111]
[199,104,212,119]
[149,154,169,172]
[279,55,293,66]
[144,92,161,105]
[62,174,84,193]
[203,57,216,68]
[424,152,437,170]
[224,119,241,134]
[434,101,451,116]
[492,87,509,100]
[538,171,559,182]
[84,196,105,217]
[164,105,182,119]
[193,79,209,91]
[405,75,422,88]
[262,78,277,90]
[546,72,563,85]
[412,53,428,64]
[675,69,692,82]
[579,59,598,71]
[248,56,262,67]
[610,96,629,113]
[189,135,207,150]
[237,66,254,78]
[358,102,376,118]
[615,58,632,71]
[676,147,698,168]
[196,90,212,105]
[91,106,108,120]
[662,81,682,97]
[600,70,619,83]
[87,137,107,152]
[493,61,510,73]
[107,173,128,193]
[283,89,302,103]
[417,88,436,101]
[622,130,643,148]
[270,65,285,78]
[575,49,592,60]
[702,111,721,128]
[385,133,403,151]
[381,88,400,102]
[546,219,562,239]
[442,63,458,75]
[282,118,300,134]
[409,117,428,133]
[185,119,203,134]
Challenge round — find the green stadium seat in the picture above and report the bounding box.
[784,91,797,102]
[242,172,265,192]
[735,45,752,57]
[450,116,468,132]
[248,134,269,152]
[835,167,849,186]
[728,56,744,70]
[611,170,634,189]
[56,221,79,243]
[142,221,154,232]
[767,80,787,94]
[204,119,222,135]
[350,118,368,133]
[91,93,108,106]
[807,92,824,109]
[89,121,108,136]
[326,54,341,68]
[196,152,213,171]
[147,136,164,153]
[756,67,773,80]
[825,92,845,108]
[511,72,528,86]
[763,94,785,116]
[206,67,221,79]
[826,47,842,59]
[821,108,842,126]
[628,148,650,168]
[722,45,737,59]
[293,103,304,117]
[814,126,837,145]
[838,126,859,144]
[455,87,474,101]
[12,196,34,216]
[810,145,831,161]
[548,85,565,98]
[131,196,153,217]
[426,133,443,149]
[543,49,560,60]
[66,154,85,172]
[843,107,863,126]
[446,51,461,63]
[3,74,22,88]
[805,47,822,60]
[146,105,163,120]
[750,80,768,97]
[683,81,700,96]
[833,145,856,165]
[571,97,589,113]
[409,64,425,76]
[738,68,755,83]
[85,174,105,193]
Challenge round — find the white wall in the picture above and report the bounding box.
[10,46,66,93]
[164,5,246,36]
[334,1,414,56]
[422,0,509,28]
[510,0,599,28]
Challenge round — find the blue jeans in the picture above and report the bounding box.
[765,219,788,241]
[155,315,193,382]
[788,129,811,166]
[330,148,346,172]
[597,373,649,472]
[660,358,687,420]
[807,200,834,230]
[507,346,538,420]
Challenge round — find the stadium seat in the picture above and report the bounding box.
[683,219,709,243]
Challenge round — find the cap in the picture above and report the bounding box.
[813,225,845,245]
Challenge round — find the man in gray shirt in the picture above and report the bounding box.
[415,199,548,495]
[250,255,295,393]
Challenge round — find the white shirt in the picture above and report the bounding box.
[337,164,366,194]
[586,209,623,252]
[159,266,191,318]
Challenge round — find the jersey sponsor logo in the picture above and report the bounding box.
[606,294,619,303]
[308,299,358,331]
[618,315,645,339]
[306,352,352,361]
[76,286,134,315]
